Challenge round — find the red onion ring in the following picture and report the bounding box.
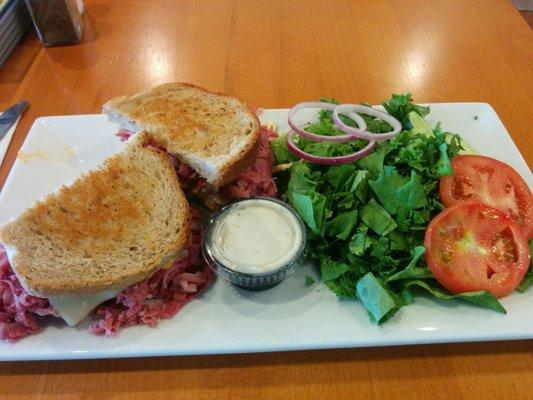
[332,104,402,141]
[288,102,367,142]
[286,130,376,165]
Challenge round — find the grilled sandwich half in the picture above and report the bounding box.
[0,132,191,325]
[103,82,261,188]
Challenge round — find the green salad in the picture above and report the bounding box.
[271,94,511,324]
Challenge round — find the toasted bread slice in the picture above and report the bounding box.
[103,83,260,187]
[0,132,190,297]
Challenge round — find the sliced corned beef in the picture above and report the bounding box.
[0,246,57,342]
[90,208,213,336]
[221,126,278,199]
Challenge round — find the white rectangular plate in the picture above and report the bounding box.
[0,103,532,361]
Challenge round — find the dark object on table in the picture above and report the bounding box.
[0,100,29,142]
[24,0,83,46]
[0,0,32,67]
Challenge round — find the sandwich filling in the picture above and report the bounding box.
[118,125,278,208]
[0,248,57,341]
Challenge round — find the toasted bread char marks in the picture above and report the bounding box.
[0,132,190,297]
[104,83,261,186]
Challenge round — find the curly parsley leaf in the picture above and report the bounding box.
[382,93,430,129]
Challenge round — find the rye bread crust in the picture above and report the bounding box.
[103,82,261,186]
[0,133,190,297]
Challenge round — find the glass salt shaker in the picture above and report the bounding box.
[24,0,84,46]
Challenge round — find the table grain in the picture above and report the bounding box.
[0,1,532,399]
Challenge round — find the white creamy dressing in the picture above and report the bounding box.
[211,199,303,275]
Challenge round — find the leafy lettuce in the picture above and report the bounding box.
[276,93,505,323]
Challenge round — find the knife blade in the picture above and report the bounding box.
[0,100,29,142]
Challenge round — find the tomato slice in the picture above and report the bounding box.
[439,155,533,240]
[424,202,530,298]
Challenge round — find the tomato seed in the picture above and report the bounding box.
[492,231,517,262]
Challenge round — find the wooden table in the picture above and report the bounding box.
[1,0,532,398]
